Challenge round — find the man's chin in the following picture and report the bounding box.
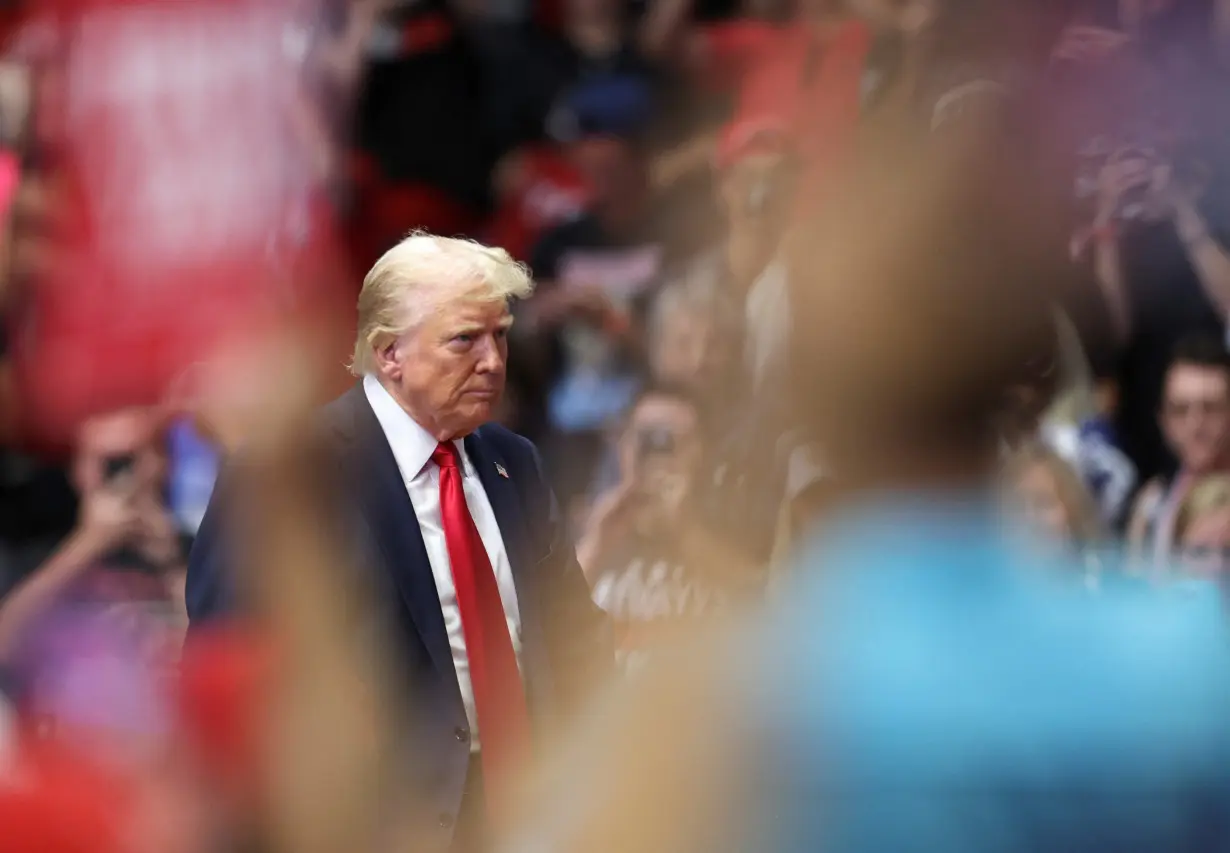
[455,400,496,432]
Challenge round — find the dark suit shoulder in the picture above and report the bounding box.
[473,422,538,459]
[315,384,366,442]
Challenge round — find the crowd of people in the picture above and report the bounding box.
[1,0,1230,849]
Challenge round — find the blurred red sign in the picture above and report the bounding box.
[9,0,349,452]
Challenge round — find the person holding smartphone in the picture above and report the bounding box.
[578,385,757,671]
[0,407,186,723]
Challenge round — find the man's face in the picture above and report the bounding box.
[1161,364,1230,474]
[380,295,512,440]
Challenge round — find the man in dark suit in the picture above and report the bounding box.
[186,233,612,851]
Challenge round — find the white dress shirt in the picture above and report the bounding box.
[363,375,523,751]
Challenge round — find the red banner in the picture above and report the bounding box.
[9,0,351,452]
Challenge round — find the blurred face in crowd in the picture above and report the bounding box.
[378,293,511,440]
[1160,363,1230,475]
[619,392,703,527]
[1010,459,1075,543]
[1178,505,1230,578]
[570,138,647,232]
[73,408,165,496]
[651,304,732,396]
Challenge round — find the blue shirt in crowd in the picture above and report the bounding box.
[744,494,1230,853]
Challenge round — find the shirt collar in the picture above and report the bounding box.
[362,374,472,479]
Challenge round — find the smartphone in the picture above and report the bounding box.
[103,454,136,484]
[165,416,220,537]
[99,453,157,574]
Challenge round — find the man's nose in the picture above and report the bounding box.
[475,338,506,374]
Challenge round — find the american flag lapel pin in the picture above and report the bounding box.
[495,463,509,479]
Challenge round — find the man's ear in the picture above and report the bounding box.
[373,339,402,382]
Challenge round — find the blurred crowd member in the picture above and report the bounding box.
[998,311,1137,525]
[1039,312,1138,524]
[1127,335,1230,565]
[713,129,797,391]
[1172,472,1230,580]
[580,385,754,671]
[188,234,611,850]
[483,33,663,266]
[0,408,185,735]
[1083,144,1230,484]
[348,0,493,261]
[669,0,870,195]
[580,262,790,570]
[585,266,733,493]
[466,0,663,157]
[0,56,76,605]
[644,269,742,401]
[1060,0,1230,487]
[487,143,592,263]
[1003,441,1106,585]
[521,135,666,510]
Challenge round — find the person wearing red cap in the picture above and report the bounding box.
[672,0,871,199]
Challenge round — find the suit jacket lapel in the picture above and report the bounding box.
[465,432,531,586]
[465,432,555,709]
[334,385,457,686]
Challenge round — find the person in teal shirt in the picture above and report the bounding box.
[745,495,1230,853]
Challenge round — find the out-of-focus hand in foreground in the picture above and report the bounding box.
[0,326,413,853]
[185,327,412,853]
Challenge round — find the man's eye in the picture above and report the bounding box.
[452,334,474,344]
[495,327,508,339]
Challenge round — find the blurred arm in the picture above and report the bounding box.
[1174,197,1230,319]
[0,529,106,660]
[316,0,391,94]
[575,483,631,581]
[1090,229,1131,342]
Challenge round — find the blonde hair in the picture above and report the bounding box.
[349,232,535,376]
[1174,474,1230,544]
[1003,441,1105,546]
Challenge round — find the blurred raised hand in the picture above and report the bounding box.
[186,327,420,853]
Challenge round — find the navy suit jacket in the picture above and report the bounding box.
[186,384,612,839]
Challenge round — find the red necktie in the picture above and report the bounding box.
[432,442,532,818]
